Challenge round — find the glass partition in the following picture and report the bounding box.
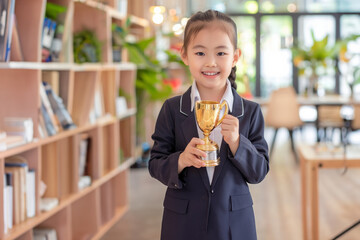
[298,15,336,95]
[340,15,360,97]
[233,17,256,96]
[192,0,360,13]
[260,16,293,97]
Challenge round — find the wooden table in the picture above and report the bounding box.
[298,144,360,240]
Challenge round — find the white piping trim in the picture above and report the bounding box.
[237,98,244,118]
[179,94,188,116]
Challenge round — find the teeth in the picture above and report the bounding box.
[203,72,218,76]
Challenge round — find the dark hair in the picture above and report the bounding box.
[182,10,238,89]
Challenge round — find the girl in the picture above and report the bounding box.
[149,10,269,240]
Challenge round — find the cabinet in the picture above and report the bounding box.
[0,0,148,239]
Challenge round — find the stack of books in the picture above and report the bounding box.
[4,155,36,231]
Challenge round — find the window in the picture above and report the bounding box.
[233,17,256,95]
[260,16,293,97]
[189,1,360,97]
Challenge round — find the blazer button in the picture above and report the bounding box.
[210,189,214,194]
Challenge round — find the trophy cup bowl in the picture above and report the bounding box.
[195,100,228,167]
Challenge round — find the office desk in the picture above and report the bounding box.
[251,95,359,106]
[298,144,360,240]
[253,95,359,141]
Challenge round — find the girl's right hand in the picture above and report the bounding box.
[178,138,207,173]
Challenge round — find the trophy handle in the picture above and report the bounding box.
[215,101,228,127]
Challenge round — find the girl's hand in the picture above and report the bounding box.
[221,115,240,155]
[178,138,206,173]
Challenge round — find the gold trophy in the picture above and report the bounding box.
[195,100,228,167]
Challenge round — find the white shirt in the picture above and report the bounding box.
[190,79,234,185]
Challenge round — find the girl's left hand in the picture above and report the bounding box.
[221,114,240,155]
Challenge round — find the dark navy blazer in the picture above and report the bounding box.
[149,86,269,240]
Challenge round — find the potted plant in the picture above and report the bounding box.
[73,30,102,63]
[114,19,172,144]
[337,36,360,98]
[292,30,337,96]
[292,31,360,97]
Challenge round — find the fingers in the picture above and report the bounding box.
[179,138,207,169]
[189,137,205,147]
[221,115,238,131]
[221,115,239,145]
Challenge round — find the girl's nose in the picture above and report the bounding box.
[205,57,217,67]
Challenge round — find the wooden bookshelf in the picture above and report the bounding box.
[0,0,148,239]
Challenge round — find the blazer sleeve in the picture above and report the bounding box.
[230,104,269,183]
[148,99,184,189]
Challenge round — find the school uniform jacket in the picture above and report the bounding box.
[149,86,269,240]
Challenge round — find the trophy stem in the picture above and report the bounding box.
[203,132,211,145]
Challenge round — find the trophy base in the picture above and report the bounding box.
[203,159,220,167]
[201,150,220,167]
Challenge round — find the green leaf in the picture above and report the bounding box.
[46,3,67,21]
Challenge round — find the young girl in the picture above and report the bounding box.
[149,10,269,240]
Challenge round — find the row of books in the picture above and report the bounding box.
[0,1,66,62]
[0,117,33,151]
[0,0,15,62]
[41,3,67,62]
[3,155,36,232]
[39,73,76,137]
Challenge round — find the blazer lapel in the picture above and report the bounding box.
[210,140,227,187]
[211,89,245,187]
[180,87,211,190]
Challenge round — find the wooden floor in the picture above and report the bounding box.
[102,127,360,240]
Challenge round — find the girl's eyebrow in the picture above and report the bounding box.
[215,45,230,49]
[192,45,206,49]
[192,45,230,49]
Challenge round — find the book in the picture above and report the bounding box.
[0,0,15,61]
[0,0,10,60]
[41,17,57,62]
[40,102,57,136]
[4,167,20,225]
[0,135,27,151]
[37,112,48,138]
[116,96,128,117]
[5,155,28,223]
[78,175,91,190]
[40,198,58,212]
[41,18,55,49]
[4,173,13,233]
[26,169,36,218]
[39,82,60,134]
[42,71,59,96]
[44,81,76,130]
[3,0,14,61]
[3,117,34,142]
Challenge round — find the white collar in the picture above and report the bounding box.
[190,79,234,112]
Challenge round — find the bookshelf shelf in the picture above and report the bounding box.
[3,158,136,240]
[0,0,147,239]
[0,62,136,71]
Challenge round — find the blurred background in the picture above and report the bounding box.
[103,0,360,240]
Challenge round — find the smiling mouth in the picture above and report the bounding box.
[202,72,220,76]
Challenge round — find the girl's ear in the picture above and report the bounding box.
[181,48,189,66]
[232,49,241,67]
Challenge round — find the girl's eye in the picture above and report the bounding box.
[217,52,226,56]
[195,52,205,56]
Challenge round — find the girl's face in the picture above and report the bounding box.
[181,24,240,92]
